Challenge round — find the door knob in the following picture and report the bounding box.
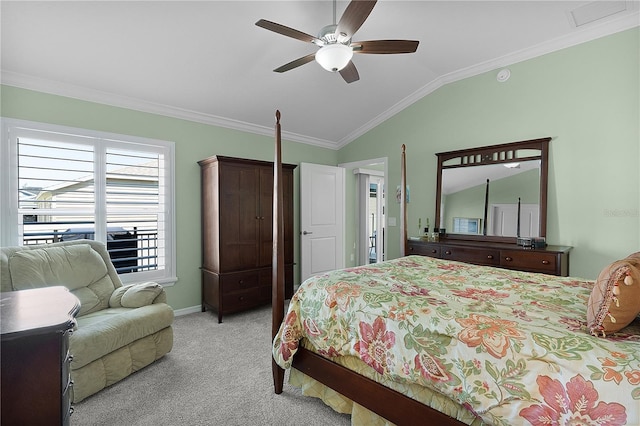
[302,231,313,235]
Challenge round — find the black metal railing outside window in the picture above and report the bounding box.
[23,224,158,274]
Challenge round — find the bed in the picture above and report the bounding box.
[269,111,640,425]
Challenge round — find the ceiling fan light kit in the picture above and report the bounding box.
[315,44,353,72]
[256,0,419,83]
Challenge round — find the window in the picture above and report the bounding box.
[1,118,176,286]
[452,217,481,235]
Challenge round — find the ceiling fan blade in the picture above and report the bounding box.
[339,61,360,83]
[352,40,419,54]
[255,19,321,44]
[273,53,316,73]
[336,0,377,40]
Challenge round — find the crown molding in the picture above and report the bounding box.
[335,11,639,149]
[0,70,339,149]
[2,11,637,151]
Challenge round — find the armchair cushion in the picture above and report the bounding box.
[71,304,174,370]
[8,244,116,316]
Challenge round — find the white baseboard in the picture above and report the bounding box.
[173,305,202,316]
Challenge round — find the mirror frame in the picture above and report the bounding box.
[435,137,551,244]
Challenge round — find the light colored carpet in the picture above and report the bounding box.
[72,305,351,425]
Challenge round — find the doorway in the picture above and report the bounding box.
[367,175,385,264]
[340,157,387,266]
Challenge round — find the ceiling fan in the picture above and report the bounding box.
[255,0,419,83]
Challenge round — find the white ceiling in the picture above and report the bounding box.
[2,1,638,149]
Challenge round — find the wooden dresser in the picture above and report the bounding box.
[1,286,80,426]
[199,155,296,322]
[407,239,572,276]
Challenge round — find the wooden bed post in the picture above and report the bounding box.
[400,144,407,256]
[277,140,466,425]
[272,110,285,394]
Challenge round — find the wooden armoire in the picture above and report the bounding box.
[198,155,296,322]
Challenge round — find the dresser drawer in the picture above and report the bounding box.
[407,241,440,257]
[63,381,73,426]
[501,250,558,274]
[441,245,500,266]
[62,329,73,393]
[62,352,72,393]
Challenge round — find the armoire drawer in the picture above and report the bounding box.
[221,285,271,312]
[220,270,267,292]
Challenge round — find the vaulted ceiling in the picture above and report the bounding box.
[2,1,638,149]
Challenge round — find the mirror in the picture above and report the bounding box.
[435,138,550,243]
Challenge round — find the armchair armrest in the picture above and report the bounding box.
[109,282,166,308]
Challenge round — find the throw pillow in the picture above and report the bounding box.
[587,252,640,336]
[119,282,163,308]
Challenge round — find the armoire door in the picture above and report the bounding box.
[219,162,261,272]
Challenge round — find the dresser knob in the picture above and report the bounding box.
[487,255,494,259]
[542,260,550,264]
[238,280,244,284]
[431,249,437,254]
[445,251,451,255]
[504,257,513,262]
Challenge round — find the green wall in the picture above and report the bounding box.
[0,85,338,311]
[338,28,639,279]
[2,27,638,311]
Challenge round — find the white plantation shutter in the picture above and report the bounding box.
[105,147,165,273]
[1,119,176,285]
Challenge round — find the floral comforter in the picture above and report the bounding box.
[273,255,640,426]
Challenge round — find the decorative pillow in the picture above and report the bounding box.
[117,282,163,308]
[587,252,640,337]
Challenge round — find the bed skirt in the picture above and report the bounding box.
[289,340,484,426]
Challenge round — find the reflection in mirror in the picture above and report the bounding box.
[441,160,541,237]
[435,138,550,243]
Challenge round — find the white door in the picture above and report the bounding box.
[300,163,345,282]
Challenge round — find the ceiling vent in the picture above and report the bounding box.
[569,1,629,27]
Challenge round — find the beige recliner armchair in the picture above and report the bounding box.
[0,239,174,402]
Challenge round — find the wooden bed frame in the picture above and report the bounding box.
[270,111,466,425]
